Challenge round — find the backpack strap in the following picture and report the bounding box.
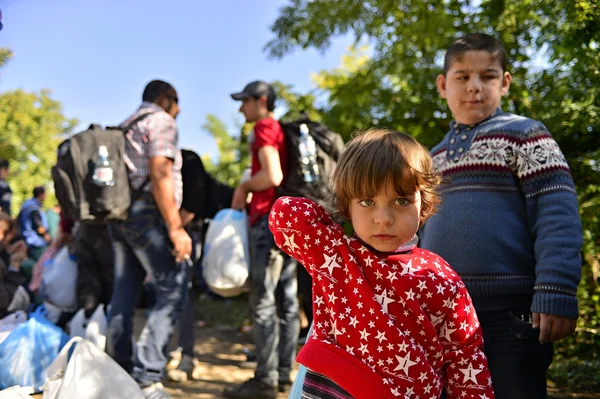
[119,112,156,201]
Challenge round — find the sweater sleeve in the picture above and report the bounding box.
[515,122,582,318]
[268,196,339,277]
[441,281,494,399]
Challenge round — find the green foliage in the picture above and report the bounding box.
[200,114,250,187]
[266,0,600,387]
[0,88,78,209]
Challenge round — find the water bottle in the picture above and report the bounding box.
[298,124,320,183]
[92,145,115,186]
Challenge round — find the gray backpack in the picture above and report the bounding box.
[51,113,151,222]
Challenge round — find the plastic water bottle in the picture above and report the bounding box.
[92,145,115,186]
[298,124,320,183]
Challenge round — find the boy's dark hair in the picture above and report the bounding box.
[443,33,507,75]
[0,158,9,170]
[33,186,45,198]
[142,80,177,103]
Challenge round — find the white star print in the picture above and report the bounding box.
[282,232,301,252]
[459,363,482,384]
[329,320,343,340]
[439,321,457,341]
[374,289,396,313]
[320,253,342,275]
[393,353,417,375]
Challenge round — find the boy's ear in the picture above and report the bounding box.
[501,71,512,96]
[436,74,447,98]
[258,95,268,109]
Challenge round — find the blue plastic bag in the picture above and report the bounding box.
[0,307,69,391]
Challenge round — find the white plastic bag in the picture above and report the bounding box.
[202,209,250,297]
[43,337,144,399]
[68,305,107,351]
[0,386,34,399]
[40,247,78,312]
[0,311,27,345]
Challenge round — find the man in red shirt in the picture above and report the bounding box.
[225,81,300,398]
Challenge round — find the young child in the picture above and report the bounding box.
[269,129,494,399]
[420,33,582,399]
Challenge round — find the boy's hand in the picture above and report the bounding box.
[231,185,249,210]
[532,312,577,343]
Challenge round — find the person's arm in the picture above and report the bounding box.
[516,122,582,342]
[0,241,27,314]
[179,208,195,227]
[30,210,51,244]
[147,114,191,262]
[268,196,339,277]
[150,156,191,262]
[440,280,494,399]
[231,146,283,210]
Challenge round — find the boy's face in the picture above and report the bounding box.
[239,96,265,123]
[349,181,421,253]
[437,50,511,125]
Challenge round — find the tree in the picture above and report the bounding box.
[0,47,78,209]
[266,0,600,384]
[200,114,250,187]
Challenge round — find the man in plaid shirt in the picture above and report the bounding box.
[106,80,192,399]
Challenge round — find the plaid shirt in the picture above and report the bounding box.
[120,102,183,207]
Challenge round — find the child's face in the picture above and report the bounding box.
[436,50,511,125]
[349,181,421,252]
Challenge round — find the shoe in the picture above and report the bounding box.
[278,379,292,393]
[166,354,202,382]
[140,382,171,399]
[223,378,277,399]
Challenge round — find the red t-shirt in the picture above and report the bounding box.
[249,118,287,225]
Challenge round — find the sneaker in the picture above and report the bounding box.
[223,378,277,399]
[141,382,171,399]
[166,354,202,382]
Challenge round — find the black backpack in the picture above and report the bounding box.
[278,115,345,208]
[181,149,234,221]
[52,113,151,223]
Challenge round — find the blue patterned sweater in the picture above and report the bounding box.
[420,109,583,319]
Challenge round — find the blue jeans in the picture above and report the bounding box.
[106,197,188,382]
[249,215,300,386]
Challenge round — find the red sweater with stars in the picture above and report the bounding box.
[269,197,494,399]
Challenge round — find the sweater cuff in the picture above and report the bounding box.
[531,291,578,319]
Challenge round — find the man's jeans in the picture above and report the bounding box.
[106,197,188,382]
[249,215,300,386]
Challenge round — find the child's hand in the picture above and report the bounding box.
[532,312,577,343]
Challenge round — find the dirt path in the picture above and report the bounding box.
[163,326,296,399]
[161,323,596,399]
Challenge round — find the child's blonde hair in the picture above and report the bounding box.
[332,129,441,222]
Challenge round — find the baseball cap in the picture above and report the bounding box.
[230,81,275,101]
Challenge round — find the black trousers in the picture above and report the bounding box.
[74,222,114,317]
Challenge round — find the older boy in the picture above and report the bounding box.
[420,33,583,399]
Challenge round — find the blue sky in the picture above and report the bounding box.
[0,0,353,159]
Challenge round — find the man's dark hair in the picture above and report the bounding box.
[443,33,508,75]
[142,80,177,103]
[33,186,45,198]
[0,158,9,170]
